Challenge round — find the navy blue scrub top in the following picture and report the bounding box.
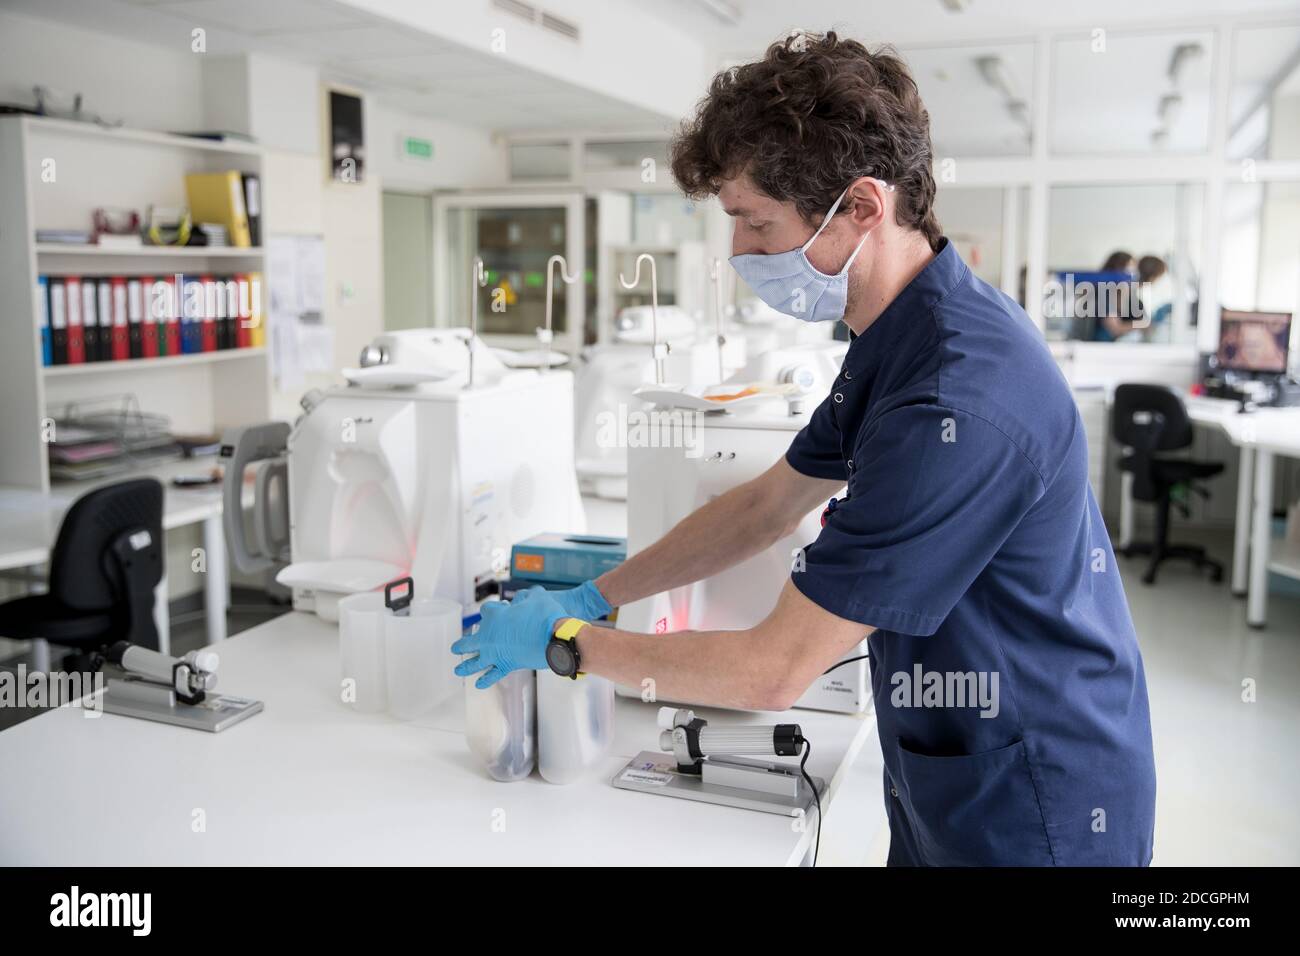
[787,239,1156,866]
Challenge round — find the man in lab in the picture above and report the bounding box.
[454,31,1156,867]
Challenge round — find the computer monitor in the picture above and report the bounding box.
[1216,309,1292,374]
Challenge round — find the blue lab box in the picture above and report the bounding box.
[509,533,626,587]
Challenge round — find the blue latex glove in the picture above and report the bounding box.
[452,586,566,689]
[514,579,611,621]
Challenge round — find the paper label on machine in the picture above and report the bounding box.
[467,480,503,578]
[620,765,674,786]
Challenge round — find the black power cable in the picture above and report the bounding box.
[822,653,870,675]
[794,652,874,865]
[799,738,822,867]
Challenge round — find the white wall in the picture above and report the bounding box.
[175,50,507,423]
[341,0,709,121]
[367,102,508,190]
[246,54,321,156]
[0,9,203,129]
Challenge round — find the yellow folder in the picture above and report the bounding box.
[184,171,252,248]
[247,271,265,346]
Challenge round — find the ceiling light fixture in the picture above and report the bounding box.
[696,0,742,23]
[1167,42,1204,85]
[975,54,1018,100]
[1158,93,1183,126]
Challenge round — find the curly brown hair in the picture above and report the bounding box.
[670,31,942,250]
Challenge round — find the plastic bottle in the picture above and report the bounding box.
[537,671,615,784]
[464,668,536,782]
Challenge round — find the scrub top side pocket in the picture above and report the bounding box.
[894,736,1055,866]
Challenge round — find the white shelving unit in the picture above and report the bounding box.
[35,244,266,258]
[42,347,268,378]
[0,115,273,493]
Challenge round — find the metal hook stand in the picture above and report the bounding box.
[709,257,731,383]
[618,253,667,385]
[543,254,580,373]
[466,256,487,389]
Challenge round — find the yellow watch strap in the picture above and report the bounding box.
[552,618,588,678]
[554,617,587,641]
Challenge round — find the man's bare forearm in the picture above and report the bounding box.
[576,624,789,711]
[573,581,873,712]
[594,477,786,609]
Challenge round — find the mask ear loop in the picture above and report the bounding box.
[842,224,874,272]
[801,186,851,253]
[804,179,897,271]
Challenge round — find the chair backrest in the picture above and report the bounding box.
[1111,384,1193,452]
[49,478,164,612]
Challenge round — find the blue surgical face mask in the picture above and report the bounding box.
[729,182,889,323]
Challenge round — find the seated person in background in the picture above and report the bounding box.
[1139,255,1171,339]
[1090,250,1143,342]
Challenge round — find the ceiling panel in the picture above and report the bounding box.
[649,0,1300,55]
[271,25,448,59]
[344,50,510,77]
[9,0,678,134]
[140,0,368,35]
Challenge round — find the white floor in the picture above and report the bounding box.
[1128,542,1300,867]
[584,496,1300,867]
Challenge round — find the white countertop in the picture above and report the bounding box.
[0,610,876,866]
[1182,398,1300,455]
[0,458,230,571]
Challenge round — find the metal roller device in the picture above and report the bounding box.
[101,641,263,733]
[612,707,825,815]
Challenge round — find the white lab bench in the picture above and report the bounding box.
[0,610,878,866]
[0,458,235,657]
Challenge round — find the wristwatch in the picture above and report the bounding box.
[545,617,587,679]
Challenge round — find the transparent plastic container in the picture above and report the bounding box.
[337,591,388,713]
[464,668,536,782]
[385,597,461,721]
[537,671,615,784]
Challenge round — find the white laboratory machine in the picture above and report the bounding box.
[616,339,872,714]
[730,298,838,356]
[574,304,747,499]
[224,327,586,620]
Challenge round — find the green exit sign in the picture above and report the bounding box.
[402,136,433,161]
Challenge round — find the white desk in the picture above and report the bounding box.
[0,610,877,866]
[1120,397,1300,628]
[0,458,231,654]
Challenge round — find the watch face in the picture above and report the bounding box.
[546,639,577,677]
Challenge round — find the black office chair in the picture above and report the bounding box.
[0,478,164,669]
[1112,384,1225,585]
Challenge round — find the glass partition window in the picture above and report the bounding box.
[632,194,706,247]
[1220,181,1300,375]
[1045,183,1204,344]
[1229,24,1300,161]
[508,142,570,181]
[1051,30,1214,154]
[903,42,1035,157]
[446,205,570,336]
[585,140,669,174]
[934,187,1007,288]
